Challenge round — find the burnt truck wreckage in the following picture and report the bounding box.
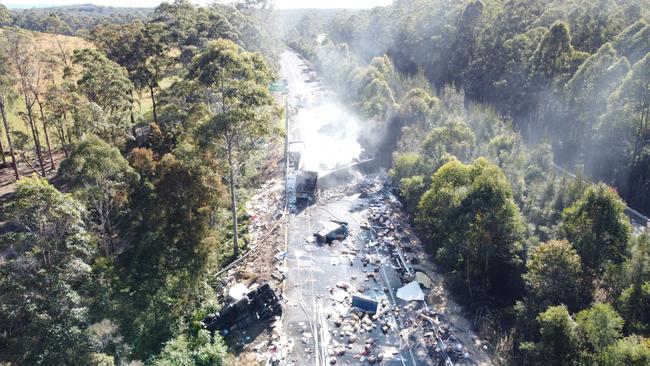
[295,170,318,203]
[201,283,282,335]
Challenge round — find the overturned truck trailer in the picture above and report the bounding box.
[201,283,282,335]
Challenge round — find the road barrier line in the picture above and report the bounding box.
[550,162,650,228]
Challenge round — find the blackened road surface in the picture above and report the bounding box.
[280,50,489,366]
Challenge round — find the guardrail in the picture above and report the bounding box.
[550,162,650,228]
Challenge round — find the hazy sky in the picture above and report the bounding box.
[5,0,393,9]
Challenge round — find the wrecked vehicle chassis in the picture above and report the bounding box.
[202,283,282,335]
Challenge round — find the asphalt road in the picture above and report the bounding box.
[280,50,422,366]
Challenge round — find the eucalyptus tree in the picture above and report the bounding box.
[0,36,19,179]
[3,32,47,176]
[44,81,76,156]
[0,4,9,25]
[188,39,278,258]
[91,20,172,126]
[618,233,650,335]
[72,48,134,144]
[0,177,95,365]
[599,335,650,366]
[417,157,525,302]
[58,135,139,256]
[600,53,650,207]
[521,305,580,366]
[561,183,632,278]
[576,303,624,356]
[564,43,630,165]
[523,240,583,311]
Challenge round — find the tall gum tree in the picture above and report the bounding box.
[4,32,47,176]
[0,37,19,179]
[188,39,279,258]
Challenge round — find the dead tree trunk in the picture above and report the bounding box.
[227,139,239,258]
[35,94,55,170]
[148,83,158,125]
[0,123,6,166]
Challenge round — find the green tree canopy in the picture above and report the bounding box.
[0,176,95,365]
[417,157,524,302]
[599,335,650,366]
[576,303,624,354]
[58,135,139,256]
[561,183,631,276]
[527,305,580,366]
[152,330,226,366]
[421,116,475,164]
[523,240,583,311]
[599,53,650,208]
[617,233,650,335]
[0,4,10,25]
[72,48,134,144]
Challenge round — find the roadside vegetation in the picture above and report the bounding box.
[0,1,281,364]
[283,0,650,364]
[2,0,650,364]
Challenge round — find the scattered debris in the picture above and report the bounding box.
[275,251,288,261]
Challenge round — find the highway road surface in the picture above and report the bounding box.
[279,50,490,366]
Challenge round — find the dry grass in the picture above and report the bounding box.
[0,28,93,194]
[0,27,92,143]
[0,27,92,54]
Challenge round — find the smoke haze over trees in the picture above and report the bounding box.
[1,0,650,364]
[281,0,650,363]
[282,0,650,214]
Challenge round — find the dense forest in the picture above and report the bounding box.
[282,0,650,364]
[1,0,650,365]
[7,4,152,36]
[0,1,280,364]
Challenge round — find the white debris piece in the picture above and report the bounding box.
[396,281,425,301]
[229,283,249,301]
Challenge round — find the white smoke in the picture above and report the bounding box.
[282,51,363,174]
[294,101,363,172]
